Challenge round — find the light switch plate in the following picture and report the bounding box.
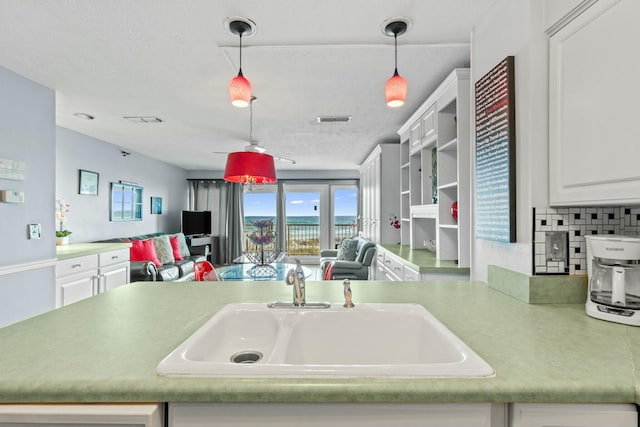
[28,223,41,239]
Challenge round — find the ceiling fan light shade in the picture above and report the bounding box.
[223,151,277,184]
[385,70,407,107]
[229,71,252,108]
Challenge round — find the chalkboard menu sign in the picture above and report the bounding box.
[475,56,516,243]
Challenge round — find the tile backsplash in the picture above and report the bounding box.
[533,207,640,275]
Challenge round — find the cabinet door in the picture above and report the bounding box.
[549,0,640,205]
[170,403,503,427]
[56,272,96,307]
[403,266,420,281]
[422,104,437,145]
[409,120,422,153]
[371,155,381,243]
[510,403,637,427]
[100,262,130,293]
[0,403,162,426]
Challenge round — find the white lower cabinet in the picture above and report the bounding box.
[55,248,130,307]
[169,403,506,427]
[374,246,469,281]
[510,403,637,427]
[0,403,162,426]
[99,249,130,292]
[55,254,99,307]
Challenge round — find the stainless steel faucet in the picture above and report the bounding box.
[292,259,305,306]
[270,260,330,309]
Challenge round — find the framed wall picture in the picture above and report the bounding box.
[151,197,163,214]
[78,169,99,195]
[474,56,516,243]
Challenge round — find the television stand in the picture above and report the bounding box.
[186,235,212,262]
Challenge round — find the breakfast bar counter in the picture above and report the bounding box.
[0,280,637,404]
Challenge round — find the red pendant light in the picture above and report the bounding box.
[383,20,408,107]
[385,70,407,107]
[224,96,277,184]
[229,70,251,108]
[228,19,254,108]
[224,151,276,184]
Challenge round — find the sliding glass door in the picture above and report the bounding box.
[331,186,358,248]
[284,185,327,258]
[243,182,358,262]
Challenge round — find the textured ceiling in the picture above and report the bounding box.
[0,0,493,172]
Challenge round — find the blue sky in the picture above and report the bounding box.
[244,188,357,217]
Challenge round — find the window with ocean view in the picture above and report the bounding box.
[243,183,358,258]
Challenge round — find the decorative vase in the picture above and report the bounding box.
[451,202,458,221]
[56,236,69,246]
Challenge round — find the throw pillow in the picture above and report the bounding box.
[169,235,183,261]
[170,233,191,258]
[130,239,162,267]
[153,235,175,265]
[336,238,358,261]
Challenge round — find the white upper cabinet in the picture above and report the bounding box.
[549,0,640,206]
[360,144,400,244]
[543,0,589,34]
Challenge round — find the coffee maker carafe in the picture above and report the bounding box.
[585,235,640,326]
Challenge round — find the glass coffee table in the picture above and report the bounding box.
[217,262,312,281]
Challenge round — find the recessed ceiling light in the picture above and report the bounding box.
[73,113,94,120]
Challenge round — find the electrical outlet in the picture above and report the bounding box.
[545,231,567,262]
[28,223,41,239]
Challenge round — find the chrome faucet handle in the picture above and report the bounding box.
[343,279,355,308]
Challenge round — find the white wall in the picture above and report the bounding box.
[56,127,190,242]
[0,65,56,326]
[470,0,549,281]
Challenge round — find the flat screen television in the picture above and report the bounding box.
[181,210,212,236]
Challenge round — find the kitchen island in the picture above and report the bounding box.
[0,280,638,425]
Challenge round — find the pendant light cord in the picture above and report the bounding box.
[394,32,398,74]
[239,32,243,74]
[249,95,253,143]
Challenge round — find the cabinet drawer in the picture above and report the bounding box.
[56,255,98,278]
[99,249,130,267]
[383,255,404,279]
[403,266,421,281]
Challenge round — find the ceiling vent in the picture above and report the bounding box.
[316,116,352,124]
[123,116,163,124]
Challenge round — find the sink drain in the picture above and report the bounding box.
[230,350,263,364]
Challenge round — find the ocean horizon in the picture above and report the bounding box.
[244,215,357,239]
[245,215,357,225]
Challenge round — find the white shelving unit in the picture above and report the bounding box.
[397,69,471,267]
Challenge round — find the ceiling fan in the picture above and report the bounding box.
[213,96,296,164]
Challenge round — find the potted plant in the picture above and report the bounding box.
[55,229,72,246]
[55,198,71,245]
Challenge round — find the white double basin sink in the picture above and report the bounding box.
[156,302,494,378]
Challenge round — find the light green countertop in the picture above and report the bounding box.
[0,281,636,404]
[380,244,470,274]
[56,242,132,260]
